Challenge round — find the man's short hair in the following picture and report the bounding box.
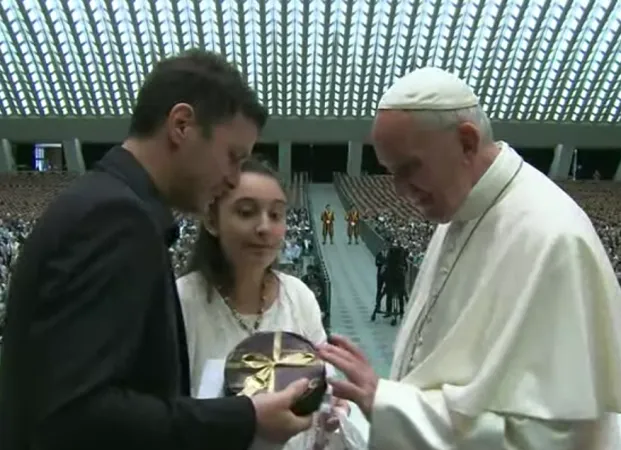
[128,49,267,138]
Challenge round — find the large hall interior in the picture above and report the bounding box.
[0,0,620,446]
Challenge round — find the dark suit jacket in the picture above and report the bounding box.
[0,147,256,450]
[375,250,386,278]
[385,245,407,284]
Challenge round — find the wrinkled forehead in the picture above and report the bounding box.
[374,110,449,167]
[372,111,419,167]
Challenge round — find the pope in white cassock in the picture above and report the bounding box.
[318,67,621,449]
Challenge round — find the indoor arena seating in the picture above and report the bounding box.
[558,181,621,280]
[558,181,621,223]
[301,177,332,331]
[0,172,78,219]
[0,172,79,329]
[334,173,421,221]
[0,171,329,340]
[335,174,621,287]
[287,172,309,209]
[334,173,435,268]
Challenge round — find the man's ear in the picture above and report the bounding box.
[202,214,218,237]
[166,103,195,149]
[456,121,481,157]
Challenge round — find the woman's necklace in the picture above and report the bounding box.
[220,277,269,335]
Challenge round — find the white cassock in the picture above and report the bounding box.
[369,142,621,450]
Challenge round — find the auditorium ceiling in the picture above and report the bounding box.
[0,0,619,137]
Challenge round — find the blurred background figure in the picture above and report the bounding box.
[320,204,335,245]
[345,206,360,244]
[384,239,408,326]
[370,247,387,322]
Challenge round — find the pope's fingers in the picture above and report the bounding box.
[318,346,360,378]
[319,342,360,367]
[328,378,366,406]
[328,334,368,362]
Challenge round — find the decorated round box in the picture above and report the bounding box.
[224,331,327,416]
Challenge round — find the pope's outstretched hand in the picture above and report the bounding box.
[318,335,379,420]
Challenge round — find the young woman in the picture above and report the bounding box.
[177,158,348,449]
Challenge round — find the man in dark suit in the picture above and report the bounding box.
[385,240,407,326]
[370,248,387,322]
[0,50,311,450]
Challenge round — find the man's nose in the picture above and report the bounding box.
[225,167,241,189]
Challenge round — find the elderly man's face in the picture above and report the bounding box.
[371,110,479,223]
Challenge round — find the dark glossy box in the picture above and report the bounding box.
[224,331,327,416]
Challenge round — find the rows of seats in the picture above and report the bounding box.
[557,181,621,277]
[0,171,333,334]
[0,171,313,272]
[337,174,621,283]
[0,172,78,219]
[288,172,309,209]
[334,173,423,220]
[337,174,621,230]
[0,171,309,218]
[335,173,433,266]
[558,181,621,223]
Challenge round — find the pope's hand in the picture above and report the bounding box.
[251,378,313,443]
[317,335,378,420]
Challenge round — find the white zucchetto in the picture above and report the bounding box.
[378,67,479,111]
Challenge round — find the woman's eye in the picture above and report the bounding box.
[270,211,284,221]
[238,209,254,217]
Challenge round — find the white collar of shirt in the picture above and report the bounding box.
[452,141,522,223]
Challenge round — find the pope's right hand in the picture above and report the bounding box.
[251,378,313,443]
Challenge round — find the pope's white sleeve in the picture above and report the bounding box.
[369,379,458,450]
[504,415,601,450]
[369,379,601,450]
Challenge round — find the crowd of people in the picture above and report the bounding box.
[0,215,33,337]
[364,182,621,286]
[595,219,621,280]
[279,208,314,273]
[366,210,435,265]
[559,181,621,281]
[0,206,322,340]
[4,179,621,337]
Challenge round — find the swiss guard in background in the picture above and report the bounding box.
[320,204,335,244]
[345,206,360,244]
